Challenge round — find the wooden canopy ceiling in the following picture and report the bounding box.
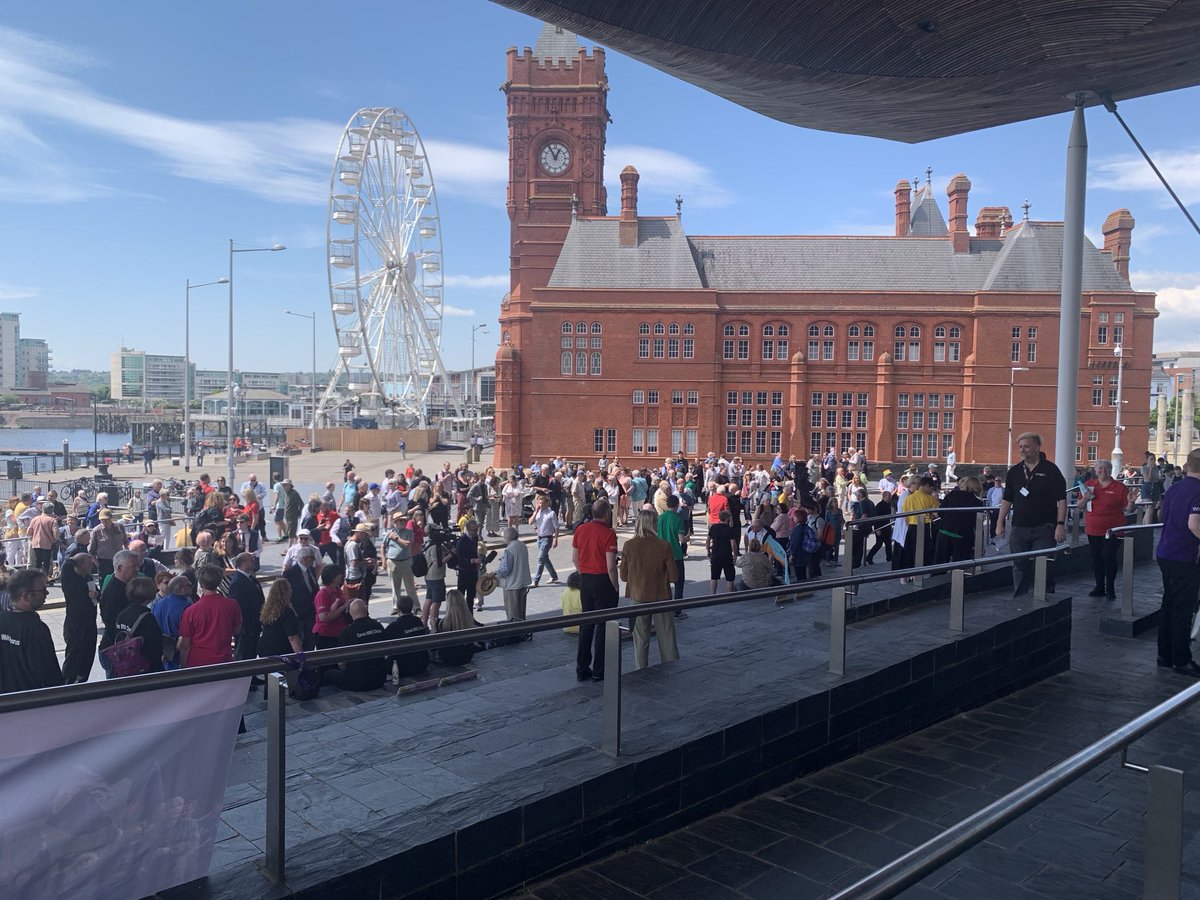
[493,0,1200,142]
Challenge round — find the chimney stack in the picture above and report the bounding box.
[946,173,971,253]
[1101,208,1135,280]
[619,165,639,247]
[894,179,912,236]
[974,206,1012,240]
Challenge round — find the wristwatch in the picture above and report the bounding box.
[1056,521,1065,526]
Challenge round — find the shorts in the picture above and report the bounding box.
[709,558,735,582]
[274,507,285,522]
[425,578,446,604]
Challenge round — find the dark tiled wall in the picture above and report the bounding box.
[299,598,1071,900]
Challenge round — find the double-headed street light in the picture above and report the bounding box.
[184,277,229,472]
[1007,367,1030,468]
[470,323,488,426]
[227,240,286,483]
[284,310,318,451]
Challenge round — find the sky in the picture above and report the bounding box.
[2,2,1199,376]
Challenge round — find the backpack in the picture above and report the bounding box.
[800,524,821,553]
[101,611,153,677]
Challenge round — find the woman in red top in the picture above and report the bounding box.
[241,488,261,534]
[1081,460,1135,599]
[312,563,350,650]
[317,502,342,565]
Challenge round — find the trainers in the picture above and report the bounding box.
[1087,587,1105,597]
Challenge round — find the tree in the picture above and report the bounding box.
[90,385,111,401]
[0,393,20,408]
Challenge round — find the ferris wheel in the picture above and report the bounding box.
[318,107,460,426]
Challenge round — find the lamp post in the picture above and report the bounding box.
[184,277,229,472]
[1111,345,1125,473]
[470,323,488,426]
[1007,367,1030,468]
[228,240,286,484]
[284,310,318,451]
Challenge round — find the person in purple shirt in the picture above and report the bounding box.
[1155,448,1200,675]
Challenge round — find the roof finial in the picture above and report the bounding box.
[912,176,919,192]
[675,194,683,218]
[1022,198,1031,221]
[571,192,579,219]
[925,166,933,186]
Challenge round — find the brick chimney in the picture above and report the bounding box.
[946,173,971,253]
[894,179,911,236]
[1101,208,1135,280]
[619,165,639,247]
[975,205,1011,240]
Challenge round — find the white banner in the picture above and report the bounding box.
[0,678,250,899]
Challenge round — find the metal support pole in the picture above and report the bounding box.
[1033,555,1048,603]
[227,239,236,486]
[601,620,622,758]
[845,526,855,576]
[973,511,987,575]
[1053,99,1088,484]
[913,521,926,587]
[829,587,847,676]
[1121,534,1136,617]
[264,672,286,882]
[949,568,965,633]
[1144,765,1184,899]
[1071,503,1082,547]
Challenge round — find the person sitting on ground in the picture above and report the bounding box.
[383,594,430,679]
[0,567,62,692]
[151,575,193,670]
[324,599,388,691]
[435,589,480,666]
[112,575,165,675]
[735,539,777,591]
[560,571,582,634]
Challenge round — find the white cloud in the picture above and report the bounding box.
[1092,149,1200,205]
[442,304,477,317]
[606,143,733,210]
[0,26,508,206]
[1132,269,1200,351]
[443,273,508,289]
[0,284,39,301]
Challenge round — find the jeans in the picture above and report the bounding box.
[1157,558,1199,666]
[534,536,558,583]
[671,556,685,600]
[1009,523,1056,594]
[576,574,618,676]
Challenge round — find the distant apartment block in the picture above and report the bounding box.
[111,347,323,404]
[0,312,52,391]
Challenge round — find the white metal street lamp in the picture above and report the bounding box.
[1111,345,1126,473]
[184,276,229,472]
[1007,367,1030,468]
[227,240,285,484]
[284,310,318,451]
[470,323,488,426]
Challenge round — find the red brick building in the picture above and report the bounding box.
[493,26,1157,470]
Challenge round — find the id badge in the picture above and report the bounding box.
[1019,487,1030,497]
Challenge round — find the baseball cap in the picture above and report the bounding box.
[297,529,311,537]
[368,482,380,490]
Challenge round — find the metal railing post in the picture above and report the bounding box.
[1144,765,1184,899]
[264,672,287,883]
[1121,534,1136,618]
[601,620,622,758]
[973,511,987,575]
[949,568,965,632]
[913,520,926,587]
[829,587,847,676]
[845,526,855,576]
[1071,504,1082,547]
[1033,555,1048,603]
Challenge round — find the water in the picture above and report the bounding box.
[0,428,133,455]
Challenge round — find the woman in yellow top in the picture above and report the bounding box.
[898,476,940,580]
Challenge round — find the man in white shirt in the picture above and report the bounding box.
[946,448,958,483]
[878,468,897,496]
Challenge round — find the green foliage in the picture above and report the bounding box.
[0,393,20,408]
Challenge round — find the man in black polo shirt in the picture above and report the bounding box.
[996,431,1067,597]
[325,599,388,691]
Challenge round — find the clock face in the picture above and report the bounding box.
[539,141,571,175]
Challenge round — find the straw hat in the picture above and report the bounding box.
[477,572,498,596]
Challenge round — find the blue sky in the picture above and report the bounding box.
[2,2,1199,374]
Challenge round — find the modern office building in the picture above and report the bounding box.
[0,312,51,391]
[111,347,321,405]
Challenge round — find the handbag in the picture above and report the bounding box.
[411,552,428,578]
[101,611,153,677]
[271,652,320,701]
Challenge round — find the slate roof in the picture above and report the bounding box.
[546,218,704,290]
[908,185,947,236]
[545,211,1132,294]
[532,23,580,63]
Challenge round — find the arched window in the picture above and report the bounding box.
[763,324,774,336]
[561,322,572,334]
[668,323,680,335]
[738,324,749,336]
[863,325,875,337]
[591,321,602,334]
[639,322,650,335]
[934,325,946,338]
[949,325,962,338]
[910,325,921,338]
[723,324,735,336]
[590,352,602,375]
[823,324,835,337]
[683,323,695,335]
[576,351,587,374]
[561,352,572,375]
[576,321,587,333]
[895,325,907,338]
[778,324,788,336]
[654,322,665,335]
[848,325,860,337]
[809,324,821,337]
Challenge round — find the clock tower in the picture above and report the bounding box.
[495,23,609,465]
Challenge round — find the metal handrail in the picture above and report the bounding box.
[1107,522,1163,538]
[831,677,1200,899]
[0,543,1068,715]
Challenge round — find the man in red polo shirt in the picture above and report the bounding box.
[571,498,619,682]
[706,482,729,525]
[177,564,242,668]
